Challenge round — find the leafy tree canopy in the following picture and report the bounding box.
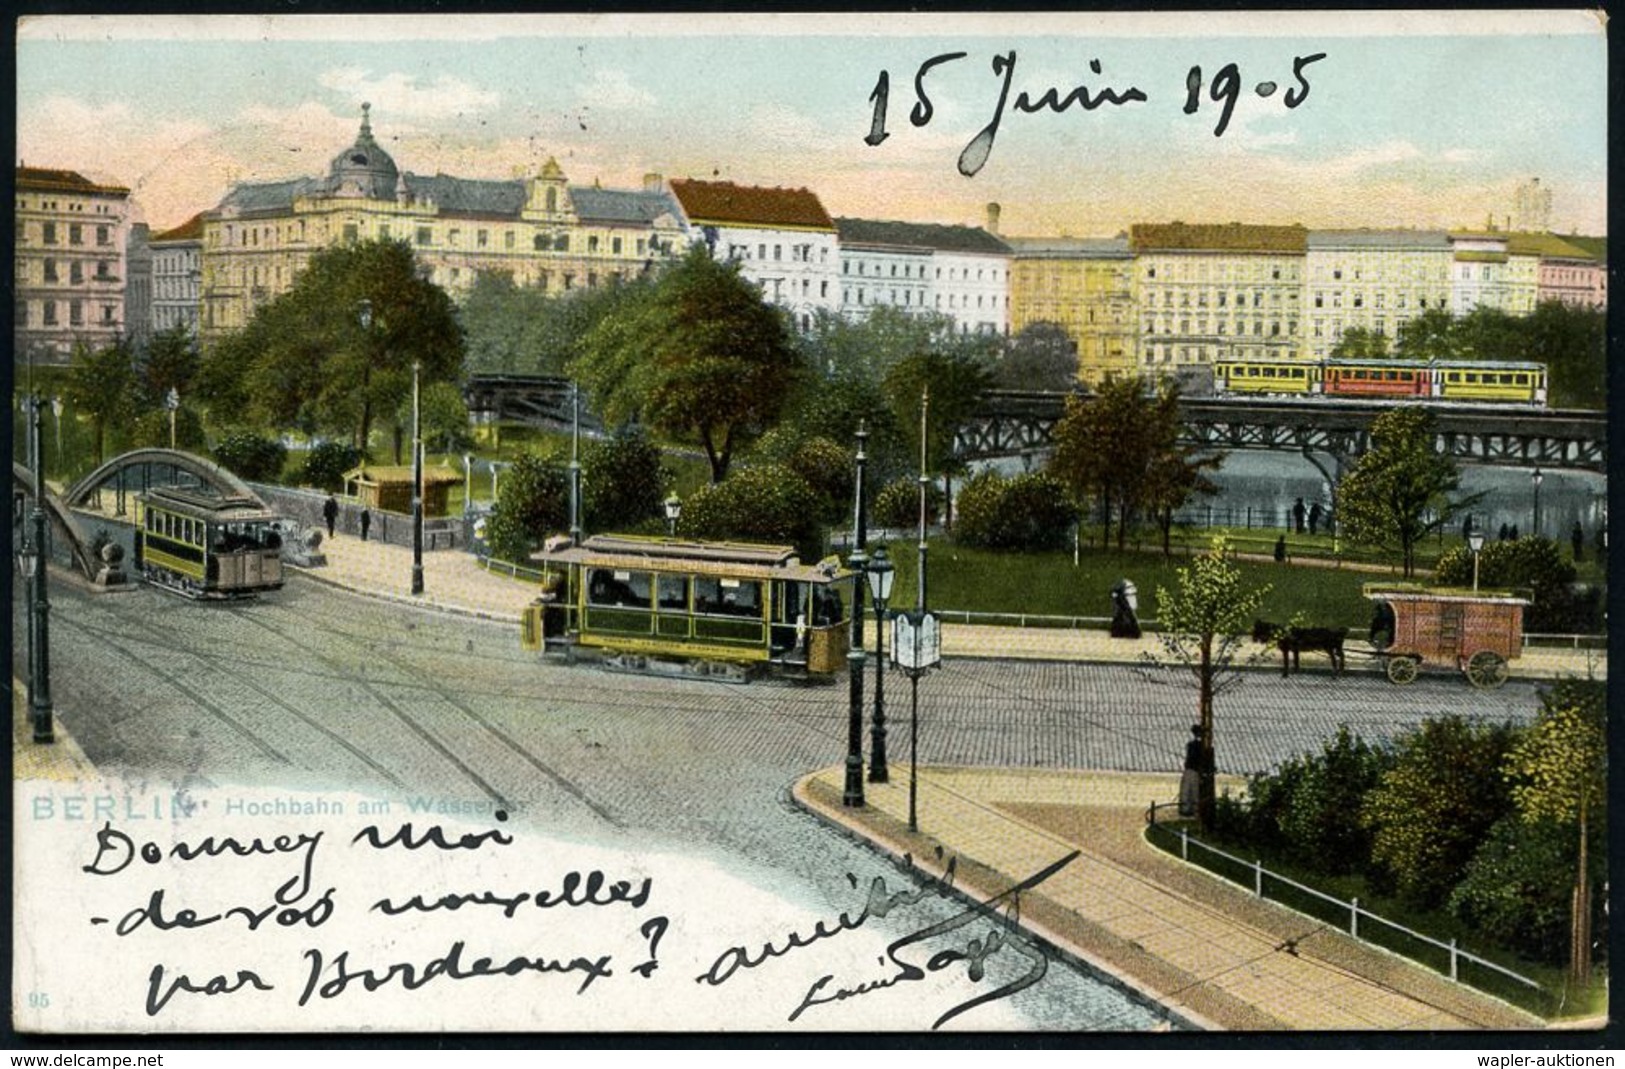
[1337,407,1471,577]
[995,321,1079,391]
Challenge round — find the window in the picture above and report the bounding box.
[759,244,767,260]
[70,262,83,284]
[546,188,558,213]
[44,259,58,283]
[70,224,83,245]
[97,225,111,246]
[477,230,489,248]
[416,227,432,246]
[43,222,57,245]
[96,261,110,280]
[343,224,359,244]
[534,235,548,251]
[69,300,83,325]
[506,231,516,250]
[588,568,652,609]
[612,237,622,255]
[588,236,600,253]
[379,224,391,241]
[43,300,57,325]
[694,576,761,617]
[657,575,689,612]
[774,245,782,260]
[101,304,115,324]
[556,235,570,252]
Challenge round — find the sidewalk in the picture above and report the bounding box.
[794,764,1546,1031]
[298,536,1607,680]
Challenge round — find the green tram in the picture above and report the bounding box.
[135,486,286,599]
[521,534,853,679]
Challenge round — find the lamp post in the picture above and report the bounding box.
[23,394,54,744]
[164,387,180,449]
[843,422,870,808]
[902,384,940,831]
[50,395,63,465]
[1531,467,1544,538]
[1468,530,1485,593]
[664,494,682,537]
[867,546,894,783]
[410,358,424,596]
[569,382,582,547]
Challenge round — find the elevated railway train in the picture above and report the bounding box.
[521,534,854,680]
[135,486,286,598]
[1210,357,1547,406]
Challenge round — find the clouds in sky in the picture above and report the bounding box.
[14,15,1607,236]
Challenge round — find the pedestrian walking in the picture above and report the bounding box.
[360,507,372,542]
[1499,522,1511,542]
[323,494,338,538]
[1572,520,1584,562]
[1273,534,1287,562]
[1179,725,1203,818]
[1309,502,1323,536]
[1292,498,1307,534]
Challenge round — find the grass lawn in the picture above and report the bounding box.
[873,538,1378,630]
[1146,820,1608,1022]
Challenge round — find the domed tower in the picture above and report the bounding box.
[326,103,400,200]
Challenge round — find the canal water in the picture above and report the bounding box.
[977,449,1607,544]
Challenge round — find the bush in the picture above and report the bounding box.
[1434,536,1592,631]
[1362,715,1521,909]
[583,429,666,533]
[1242,727,1394,874]
[954,470,1078,552]
[678,464,822,560]
[302,441,365,492]
[212,431,288,483]
[786,436,855,525]
[872,475,943,531]
[483,452,570,564]
[1450,815,1607,966]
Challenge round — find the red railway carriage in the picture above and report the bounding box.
[1322,360,1434,399]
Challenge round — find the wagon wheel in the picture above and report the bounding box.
[1465,650,1509,690]
[1385,654,1421,685]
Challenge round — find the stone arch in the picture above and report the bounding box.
[63,448,265,511]
[12,462,99,578]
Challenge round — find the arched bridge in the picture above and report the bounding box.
[957,391,1608,473]
[17,449,272,580]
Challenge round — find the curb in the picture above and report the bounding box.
[786,771,1209,1033]
[285,564,523,626]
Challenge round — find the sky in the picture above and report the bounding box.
[14,11,1610,238]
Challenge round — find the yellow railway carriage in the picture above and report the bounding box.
[522,534,853,679]
[1432,361,1547,405]
[1212,359,1321,397]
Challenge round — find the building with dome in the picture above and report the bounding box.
[199,104,688,338]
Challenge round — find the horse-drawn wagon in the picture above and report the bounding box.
[1364,583,1529,689]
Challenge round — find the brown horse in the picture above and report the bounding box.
[1252,619,1347,676]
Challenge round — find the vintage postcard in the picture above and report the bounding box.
[11,10,1609,1039]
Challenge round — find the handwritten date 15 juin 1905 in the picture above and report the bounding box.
[865,49,1328,176]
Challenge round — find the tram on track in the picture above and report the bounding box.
[521,534,853,680]
[135,486,286,599]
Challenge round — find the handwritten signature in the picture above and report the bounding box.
[698,848,1079,1028]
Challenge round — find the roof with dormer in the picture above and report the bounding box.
[669,178,834,231]
[151,212,207,243]
[1130,221,1308,254]
[834,217,1009,255]
[16,165,130,197]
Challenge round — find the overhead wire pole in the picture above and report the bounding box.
[910,384,929,830]
[411,359,424,596]
[569,382,583,547]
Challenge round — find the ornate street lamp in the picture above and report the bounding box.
[1468,530,1485,593]
[664,494,683,538]
[463,454,474,519]
[843,422,870,808]
[411,358,424,596]
[569,382,583,547]
[164,387,180,449]
[1531,467,1544,538]
[895,385,941,831]
[22,394,54,744]
[867,545,894,783]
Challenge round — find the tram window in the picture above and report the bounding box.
[1263,367,1276,378]
[1500,373,1514,384]
[587,568,652,609]
[694,576,762,617]
[1466,373,1479,383]
[657,575,689,611]
[1514,374,1527,385]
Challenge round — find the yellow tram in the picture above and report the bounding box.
[521,534,853,679]
[135,486,286,598]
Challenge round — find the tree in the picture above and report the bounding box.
[302,441,364,493]
[1152,537,1270,831]
[1241,726,1394,873]
[460,269,652,377]
[677,463,822,560]
[572,247,801,483]
[1501,681,1606,983]
[1395,308,1462,360]
[582,428,667,533]
[953,470,1078,552]
[63,339,139,464]
[1434,535,1592,632]
[797,305,949,385]
[138,324,200,407]
[1524,300,1605,410]
[212,432,289,483]
[483,451,570,564]
[996,321,1079,391]
[883,350,993,528]
[395,380,472,461]
[1361,715,1519,908]
[1330,326,1391,361]
[1337,407,1469,577]
[197,239,463,450]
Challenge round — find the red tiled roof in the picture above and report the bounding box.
[1130,221,1307,254]
[152,212,206,243]
[669,178,834,230]
[16,165,131,197]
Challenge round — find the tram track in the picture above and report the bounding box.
[54,602,410,791]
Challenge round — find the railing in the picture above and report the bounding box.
[1144,809,1540,997]
[1523,632,1609,650]
[477,555,549,584]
